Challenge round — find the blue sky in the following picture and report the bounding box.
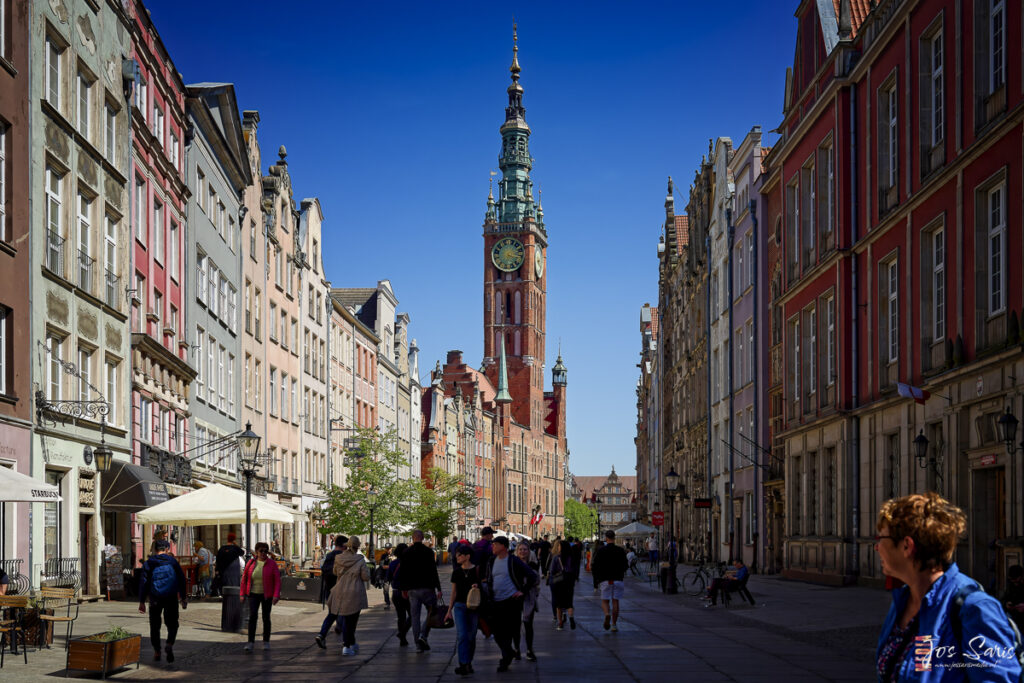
[151,1,797,478]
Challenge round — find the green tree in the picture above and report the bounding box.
[319,428,417,539]
[564,498,598,539]
[410,467,479,543]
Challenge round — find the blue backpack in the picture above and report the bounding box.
[150,562,176,598]
[950,582,1024,679]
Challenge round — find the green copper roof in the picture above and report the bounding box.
[495,338,512,403]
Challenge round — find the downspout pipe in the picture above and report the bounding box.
[727,206,735,559]
[706,231,713,561]
[751,198,760,574]
[849,73,861,581]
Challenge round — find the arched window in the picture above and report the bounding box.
[505,292,512,322]
[514,291,522,324]
[495,292,503,323]
[514,330,521,355]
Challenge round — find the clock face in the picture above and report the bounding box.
[534,248,544,278]
[491,237,525,272]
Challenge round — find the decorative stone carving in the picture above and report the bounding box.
[76,14,96,55]
[104,174,124,209]
[47,290,69,325]
[105,323,122,350]
[78,153,97,188]
[45,121,70,161]
[78,310,98,340]
[49,0,69,23]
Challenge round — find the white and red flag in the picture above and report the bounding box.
[897,382,931,405]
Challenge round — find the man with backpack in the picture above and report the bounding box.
[320,535,348,634]
[139,539,188,662]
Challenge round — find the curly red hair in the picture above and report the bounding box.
[876,493,966,571]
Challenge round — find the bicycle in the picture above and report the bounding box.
[682,561,727,596]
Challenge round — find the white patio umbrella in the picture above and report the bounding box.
[135,483,298,526]
[614,521,657,537]
[0,466,62,502]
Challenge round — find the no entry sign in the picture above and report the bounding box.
[652,510,665,526]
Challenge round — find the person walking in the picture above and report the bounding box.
[387,543,412,646]
[398,529,443,653]
[320,536,370,656]
[570,537,584,580]
[548,540,577,630]
[481,536,538,672]
[473,527,495,566]
[515,542,541,661]
[445,545,483,676]
[375,549,392,608]
[138,538,188,663]
[215,532,245,594]
[591,530,628,632]
[193,541,213,598]
[448,537,461,568]
[645,532,658,569]
[874,493,1021,681]
[536,535,552,577]
[319,534,348,634]
[240,542,282,652]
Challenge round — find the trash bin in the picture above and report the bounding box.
[660,562,678,594]
[221,586,242,632]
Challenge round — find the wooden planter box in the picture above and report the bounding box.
[23,607,54,647]
[66,633,140,679]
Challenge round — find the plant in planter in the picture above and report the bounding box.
[66,625,141,679]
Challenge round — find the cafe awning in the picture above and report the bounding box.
[101,460,169,512]
[135,483,298,526]
[0,465,62,502]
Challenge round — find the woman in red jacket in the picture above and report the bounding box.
[240,542,281,652]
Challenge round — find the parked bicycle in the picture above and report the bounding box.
[682,560,727,596]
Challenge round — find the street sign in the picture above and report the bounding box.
[693,497,713,509]
[979,454,997,466]
[651,510,665,526]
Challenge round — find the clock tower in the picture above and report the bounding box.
[483,24,548,429]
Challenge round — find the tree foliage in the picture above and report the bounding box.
[564,498,598,539]
[319,428,416,538]
[410,467,479,543]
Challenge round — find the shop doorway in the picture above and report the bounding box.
[971,466,1005,591]
[79,514,91,593]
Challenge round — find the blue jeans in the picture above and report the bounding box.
[452,602,478,665]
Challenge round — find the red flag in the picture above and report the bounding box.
[897,382,931,405]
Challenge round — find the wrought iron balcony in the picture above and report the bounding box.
[78,249,95,294]
[105,269,120,309]
[46,229,65,275]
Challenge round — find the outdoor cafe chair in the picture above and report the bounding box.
[38,587,79,650]
[0,595,29,666]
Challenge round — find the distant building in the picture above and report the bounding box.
[573,469,637,537]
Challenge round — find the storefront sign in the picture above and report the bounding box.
[979,454,998,466]
[693,498,713,509]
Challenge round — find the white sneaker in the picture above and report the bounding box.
[263,642,270,651]
[342,646,355,656]
[611,623,619,632]
[244,642,253,652]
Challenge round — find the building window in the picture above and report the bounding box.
[932,228,945,339]
[169,221,178,282]
[104,104,117,161]
[45,167,64,275]
[153,199,163,263]
[46,36,62,110]
[0,307,7,396]
[76,70,92,138]
[269,368,277,416]
[0,124,6,242]
[885,258,899,363]
[152,105,165,146]
[987,184,1006,315]
[788,317,800,419]
[46,333,63,401]
[785,180,799,282]
[135,76,148,121]
[219,345,227,411]
[76,193,93,293]
[990,0,1005,92]
[807,307,817,398]
[196,250,207,304]
[817,141,834,249]
[207,334,216,404]
[800,159,815,269]
[825,295,835,387]
[77,346,93,401]
[878,79,899,197]
[105,359,118,426]
[170,131,180,171]
[134,176,146,244]
[140,398,152,443]
[196,169,205,212]
[929,33,943,147]
[104,214,118,308]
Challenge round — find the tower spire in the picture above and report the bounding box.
[510,22,521,82]
[495,338,512,403]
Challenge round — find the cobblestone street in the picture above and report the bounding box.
[9,567,890,681]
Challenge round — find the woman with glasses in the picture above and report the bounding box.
[875,492,1020,681]
[240,542,281,652]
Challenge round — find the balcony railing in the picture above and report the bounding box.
[78,249,95,294]
[46,230,65,275]
[105,269,120,309]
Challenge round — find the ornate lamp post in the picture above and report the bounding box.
[664,468,681,594]
[367,489,378,563]
[236,422,262,557]
[998,409,1023,455]
[912,429,943,483]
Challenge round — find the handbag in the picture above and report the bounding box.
[427,599,455,629]
[549,557,565,585]
[466,585,482,610]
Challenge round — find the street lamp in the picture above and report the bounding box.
[367,489,378,563]
[664,469,681,594]
[237,422,262,557]
[998,409,1022,455]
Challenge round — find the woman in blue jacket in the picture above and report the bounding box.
[876,492,1021,681]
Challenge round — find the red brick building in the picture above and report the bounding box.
[128,0,195,558]
[764,0,1023,586]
